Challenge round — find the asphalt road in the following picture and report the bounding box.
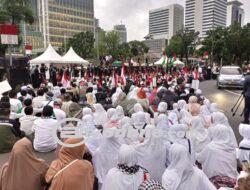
[200,79,244,143]
[0,79,245,166]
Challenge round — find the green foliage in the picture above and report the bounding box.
[166,27,199,63]
[96,31,149,59]
[0,0,34,56]
[59,31,95,58]
[202,23,250,65]
[128,40,149,57]
[0,0,34,24]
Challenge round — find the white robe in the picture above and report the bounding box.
[238,124,250,162]
[93,132,121,184]
[101,144,144,190]
[197,125,238,179]
[133,126,167,182]
[162,144,216,190]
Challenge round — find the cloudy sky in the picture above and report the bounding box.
[95,0,250,41]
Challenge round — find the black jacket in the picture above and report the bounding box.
[244,73,250,97]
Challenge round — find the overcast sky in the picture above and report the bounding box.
[95,0,250,41]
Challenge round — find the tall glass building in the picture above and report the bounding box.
[21,0,94,53]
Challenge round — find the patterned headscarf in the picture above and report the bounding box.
[138,180,165,190]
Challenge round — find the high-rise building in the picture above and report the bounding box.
[185,0,227,38]
[24,0,94,51]
[149,4,184,40]
[113,24,127,44]
[227,0,245,26]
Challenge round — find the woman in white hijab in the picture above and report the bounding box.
[101,145,145,190]
[93,103,108,126]
[179,109,192,126]
[169,124,196,164]
[211,112,238,148]
[238,124,250,163]
[156,114,170,131]
[197,125,238,189]
[200,99,212,123]
[92,128,121,187]
[188,116,210,153]
[82,107,93,118]
[177,99,187,111]
[82,114,102,155]
[132,104,151,125]
[112,87,123,106]
[133,126,168,182]
[162,144,216,190]
[210,103,219,113]
[127,87,139,100]
[117,117,134,145]
[116,105,125,120]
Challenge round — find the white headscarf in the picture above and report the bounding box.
[83,114,102,155]
[197,125,238,179]
[82,107,93,118]
[133,126,167,182]
[107,108,117,120]
[157,102,168,114]
[116,105,125,120]
[93,128,121,184]
[179,109,192,125]
[132,111,147,129]
[177,100,187,110]
[188,116,210,153]
[133,103,144,113]
[169,124,196,164]
[211,112,238,148]
[112,87,123,105]
[156,114,170,131]
[101,145,144,190]
[162,144,216,190]
[127,87,139,100]
[93,103,108,125]
[238,124,250,162]
[210,103,219,113]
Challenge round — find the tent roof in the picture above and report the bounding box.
[154,56,168,65]
[29,44,62,65]
[61,47,89,65]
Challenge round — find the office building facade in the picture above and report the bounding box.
[227,0,244,26]
[185,0,227,38]
[149,4,184,40]
[113,24,127,44]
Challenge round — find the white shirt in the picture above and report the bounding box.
[33,118,58,152]
[32,96,46,109]
[20,115,37,135]
[9,98,22,113]
[53,108,66,122]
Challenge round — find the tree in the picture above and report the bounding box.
[166,27,199,63]
[128,40,149,57]
[167,36,183,57]
[176,27,199,63]
[0,0,34,56]
[59,31,95,59]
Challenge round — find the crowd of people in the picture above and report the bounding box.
[0,64,250,190]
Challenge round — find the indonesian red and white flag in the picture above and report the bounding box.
[61,71,70,87]
[121,64,126,86]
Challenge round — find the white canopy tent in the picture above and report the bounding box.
[61,47,89,66]
[154,56,168,65]
[173,59,185,67]
[29,44,63,65]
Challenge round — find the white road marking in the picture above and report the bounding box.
[224,90,242,96]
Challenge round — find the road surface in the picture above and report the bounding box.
[0,79,245,166]
[200,79,244,143]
